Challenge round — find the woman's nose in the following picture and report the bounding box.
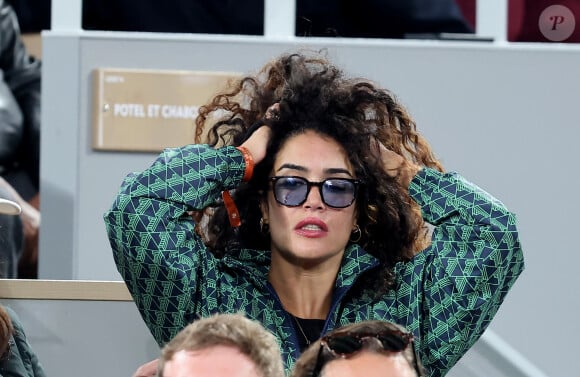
[303,185,325,209]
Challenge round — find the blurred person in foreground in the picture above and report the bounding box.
[0,0,41,278]
[146,313,283,377]
[0,197,46,376]
[291,320,425,377]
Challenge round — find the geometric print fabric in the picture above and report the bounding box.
[104,144,524,376]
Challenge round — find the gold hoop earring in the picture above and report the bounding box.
[259,217,269,234]
[350,224,361,243]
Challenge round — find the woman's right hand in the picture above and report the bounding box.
[240,125,271,165]
[239,103,278,164]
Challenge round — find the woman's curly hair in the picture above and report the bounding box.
[194,51,443,294]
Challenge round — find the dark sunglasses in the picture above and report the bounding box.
[311,330,424,377]
[269,176,361,209]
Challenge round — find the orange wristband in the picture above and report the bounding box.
[222,190,241,227]
[236,146,254,182]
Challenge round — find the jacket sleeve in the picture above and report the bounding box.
[0,1,42,95]
[408,168,524,377]
[0,78,22,164]
[0,307,47,377]
[104,144,247,345]
[0,0,41,188]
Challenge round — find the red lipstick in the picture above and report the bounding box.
[294,217,328,238]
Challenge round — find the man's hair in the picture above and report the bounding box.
[290,320,425,377]
[158,313,284,377]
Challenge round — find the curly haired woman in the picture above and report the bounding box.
[105,51,524,377]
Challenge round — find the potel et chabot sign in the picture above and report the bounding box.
[92,68,240,152]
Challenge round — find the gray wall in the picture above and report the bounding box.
[39,31,580,376]
[1,298,158,377]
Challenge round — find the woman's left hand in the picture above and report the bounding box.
[373,141,421,188]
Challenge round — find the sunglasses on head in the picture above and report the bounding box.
[310,329,423,377]
[269,176,361,209]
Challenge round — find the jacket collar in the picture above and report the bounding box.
[335,244,379,289]
[223,243,380,290]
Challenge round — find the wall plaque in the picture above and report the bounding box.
[92,68,240,152]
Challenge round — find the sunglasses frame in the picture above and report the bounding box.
[269,176,362,209]
[310,330,424,377]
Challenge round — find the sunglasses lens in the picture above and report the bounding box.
[325,336,364,355]
[272,177,358,208]
[322,179,356,208]
[377,334,408,352]
[274,177,308,206]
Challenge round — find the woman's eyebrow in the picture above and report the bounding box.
[276,164,353,177]
[324,168,353,177]
[276,163,306,172]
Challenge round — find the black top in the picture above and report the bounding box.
[293,316,325,352]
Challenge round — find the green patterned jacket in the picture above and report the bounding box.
[104,144,524,377]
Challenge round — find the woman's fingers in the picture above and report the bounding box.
[241,123,271,165]
[265,103,280,120]
[374,140,421,188]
